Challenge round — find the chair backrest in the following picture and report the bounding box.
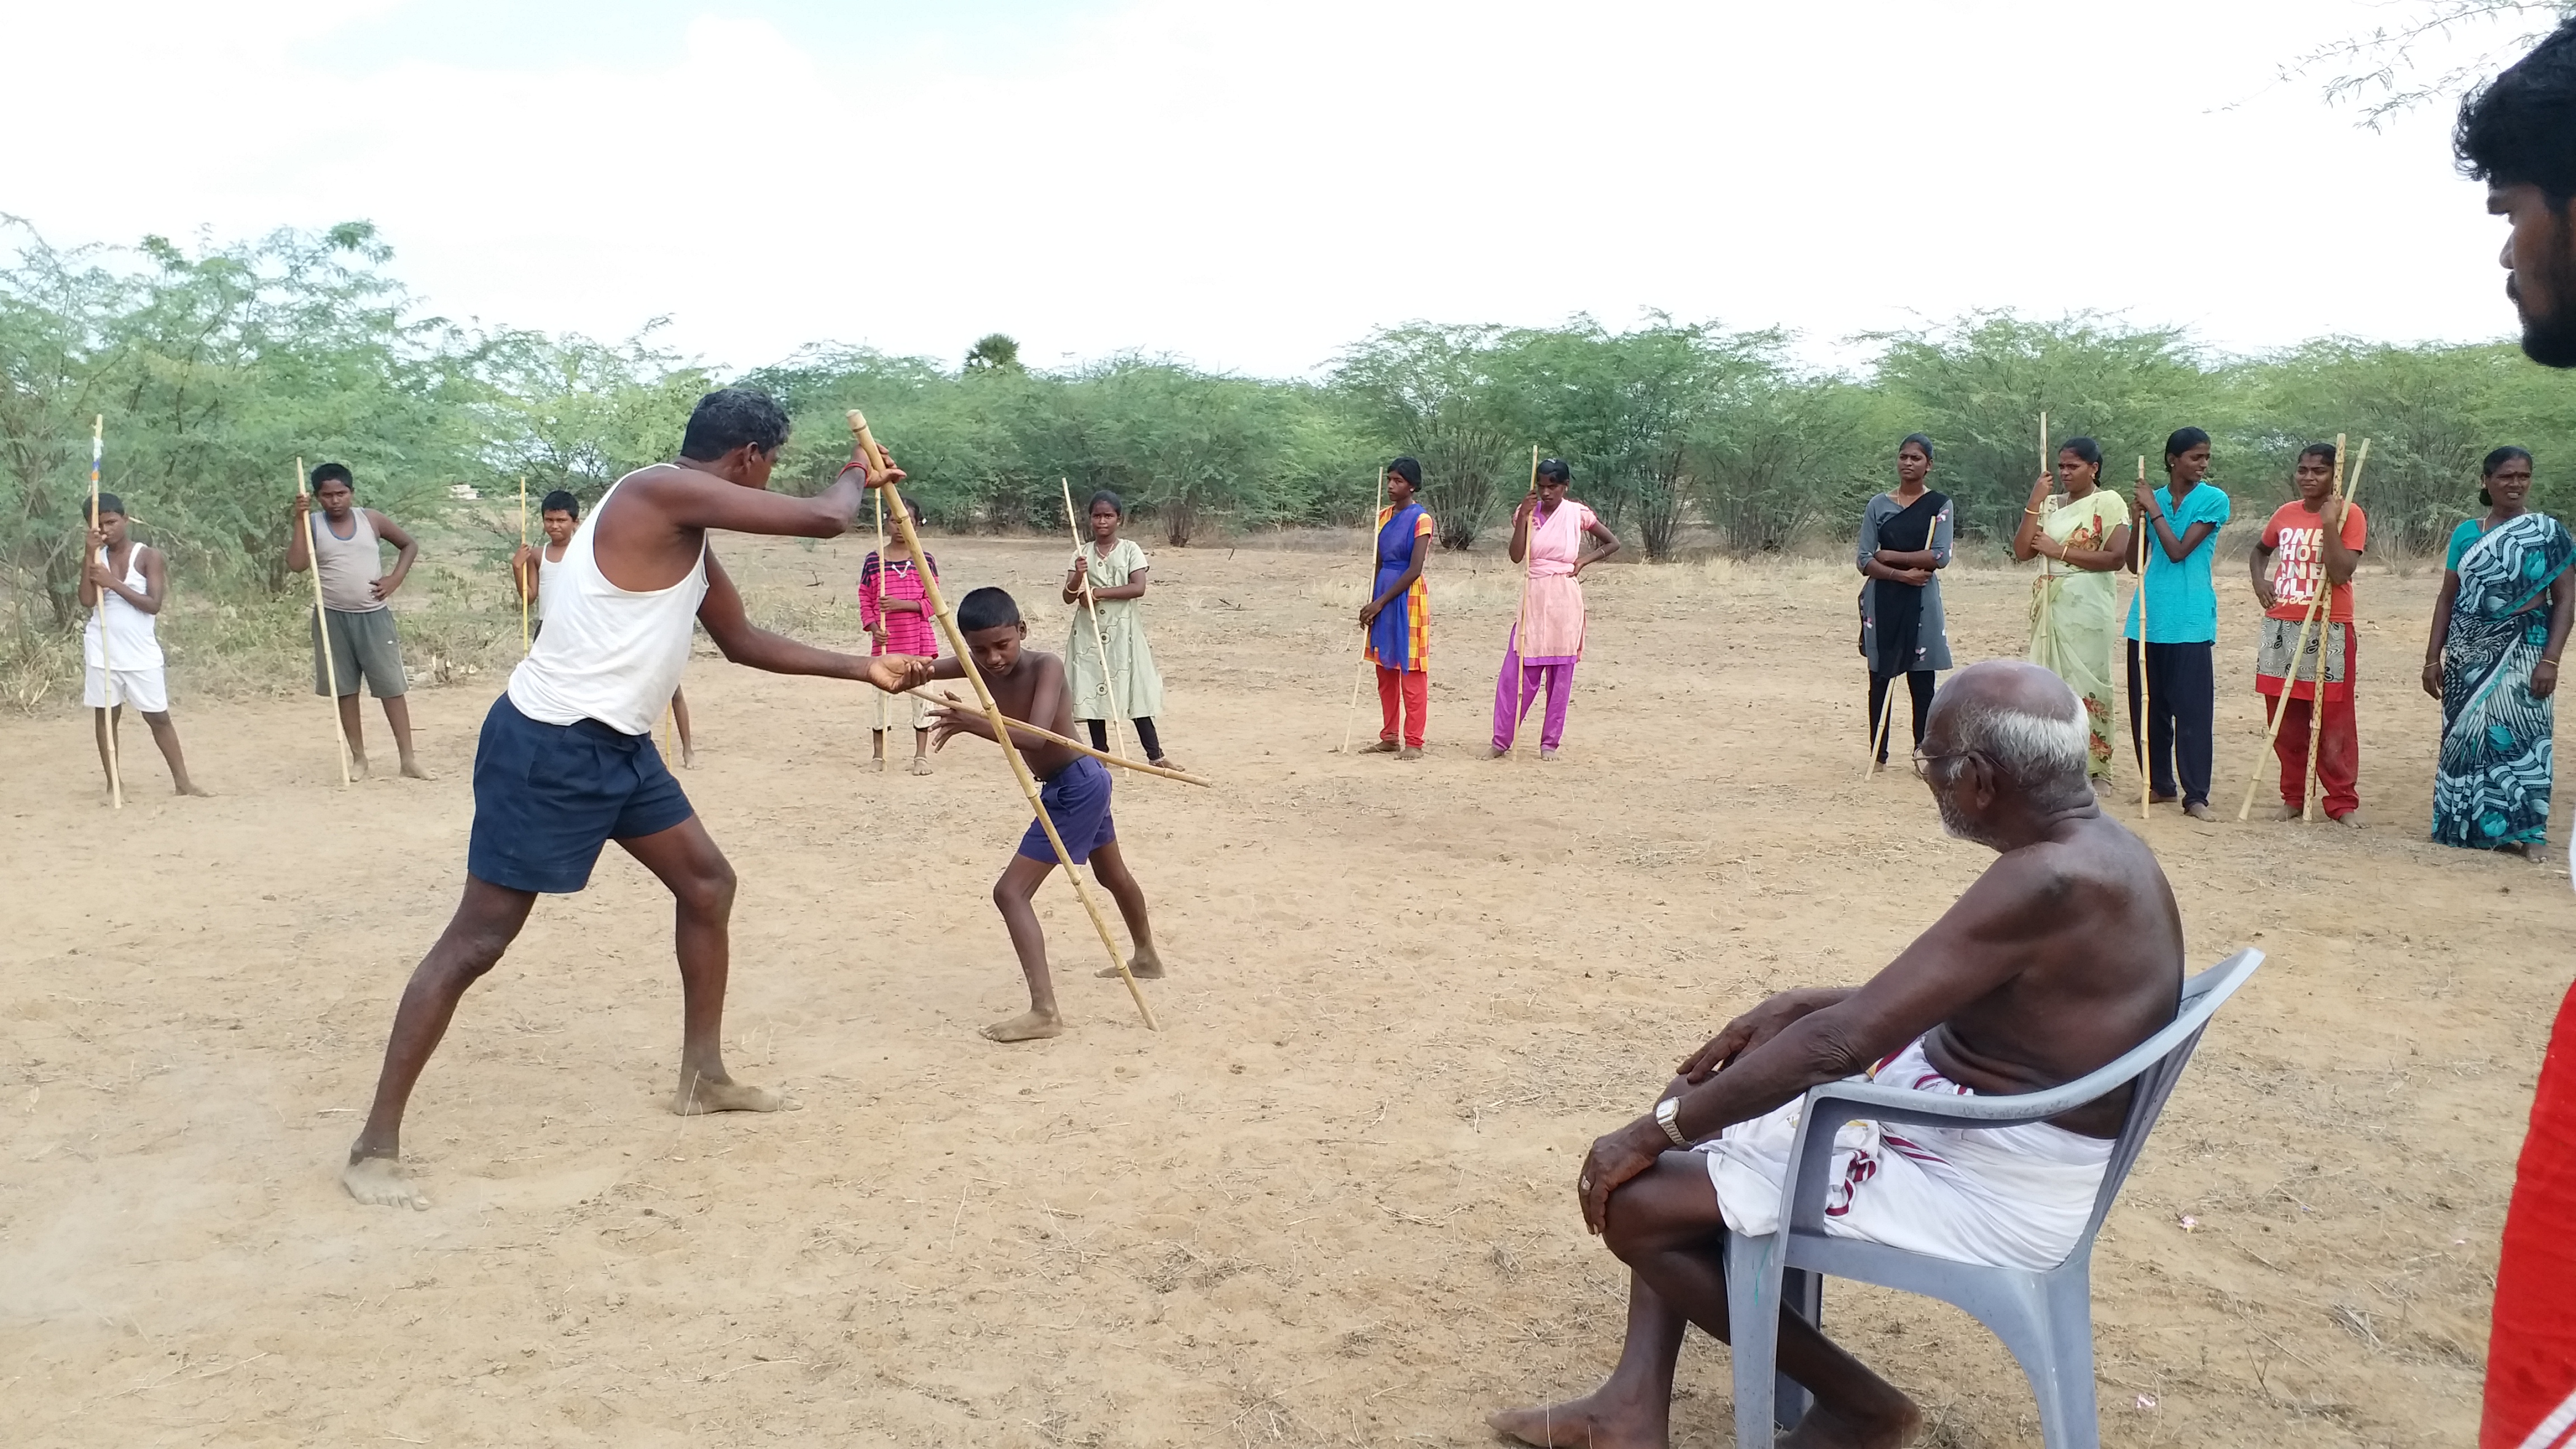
[2075,948,2264,1242]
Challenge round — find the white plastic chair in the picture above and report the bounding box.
[1724,948,2264,1449]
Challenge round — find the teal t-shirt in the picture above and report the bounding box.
[2124,482,2231,644]
[2445,518,2483,573]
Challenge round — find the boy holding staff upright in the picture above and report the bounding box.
[287,463,429,780]
[80,495,208,797]
[912,585,1168,1042]
[340,389,926,1210]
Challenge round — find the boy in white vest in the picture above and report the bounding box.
[80,494,207,797]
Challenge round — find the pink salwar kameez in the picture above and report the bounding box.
[1493,499,1597,752]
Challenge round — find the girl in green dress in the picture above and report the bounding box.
[1063,491,1178,770]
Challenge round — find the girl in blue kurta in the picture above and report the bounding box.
[1361,457,1434,757]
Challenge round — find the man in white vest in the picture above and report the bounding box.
[80,493,208,797]
[341,389,928,1210]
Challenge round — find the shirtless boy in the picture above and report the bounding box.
[917,586,1165,1042]
[342,389,924,1209]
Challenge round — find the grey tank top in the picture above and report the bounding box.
[313,509,384,613]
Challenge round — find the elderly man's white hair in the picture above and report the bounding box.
[1936,662,2092,809]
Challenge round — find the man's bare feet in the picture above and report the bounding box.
[1486,1394,1661,1449]
[981,1009,1065,1042]
[670,1073,791,1115]
[680,746,698,769]
[399,756,433,781]
[908,756,933,776]
[1779,1396,1924,1449]
[342,1152,429,1210]
[2182,801,2218,821]
[1358,739,1400,755]
[1100,947,1166,981]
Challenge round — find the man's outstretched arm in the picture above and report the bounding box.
[650,444,895,539]
[697,551,918,690]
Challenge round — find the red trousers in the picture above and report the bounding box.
[2261,629,2359,819]
[2485,980,2576,1446]
[1376,666,1426,747]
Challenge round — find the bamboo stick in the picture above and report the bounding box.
[2034,414,2054,669]
[297,457,353,788]
[920,690,1211,786]
[2303,439,2368,821]
[1341,468,1385,754]
[2135,457,2150,820]
[872,489,888,743]
[1062,477,1126,761]
[1510,444,1540,760]
[848,410,1158,1031]
[518,476,532,656]
[91,416,122,809]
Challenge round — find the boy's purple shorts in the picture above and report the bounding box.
[1017,754,1116,865]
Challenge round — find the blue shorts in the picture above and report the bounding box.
[467,695,694,893]
[1017,755,1116,866]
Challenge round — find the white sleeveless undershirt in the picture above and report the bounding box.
[505,473,707,735]
[312,508,385,613]
[84,546,164,670]
[536,545,565,623]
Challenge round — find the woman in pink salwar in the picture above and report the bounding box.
[1492,458,1623,759]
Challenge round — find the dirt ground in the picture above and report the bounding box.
[3,524,2563,1447]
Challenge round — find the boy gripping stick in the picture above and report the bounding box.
[516,490,694,765]
[858,495,939,774]
[917,586,1166,1043]
[287,462,429,780]
[342,389,924,1210]
[79,495,207,797]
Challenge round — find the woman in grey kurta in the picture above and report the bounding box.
[1063,490,1177,770]
[1856,433,1954,766]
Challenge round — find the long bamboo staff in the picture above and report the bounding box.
[848,410,1157,1031]
[2302,439,2369,822]
[2135,457,2151,820]
[1510,444,1540,760]
[1340,468,1385,754]
[297,457,353,787]
[872,489,888,744]
[2035,414,2054,666]
[1062,477,1126,761]
[921,690,1210,786]
[91,416,122,809]
[518,475,532,656]
[2234,435,2362,820]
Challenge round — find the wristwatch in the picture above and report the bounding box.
[1655,1095,1689,1147]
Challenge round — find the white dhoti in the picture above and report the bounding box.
[1697,1039,2112,1272]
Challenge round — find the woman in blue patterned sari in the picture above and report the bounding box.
[2423,447,2575,860]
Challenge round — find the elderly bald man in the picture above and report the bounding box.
[1491,661,2184,1449]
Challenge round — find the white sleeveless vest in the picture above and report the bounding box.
[505,473,707,734]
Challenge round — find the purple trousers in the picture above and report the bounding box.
[1492,637,1575,751]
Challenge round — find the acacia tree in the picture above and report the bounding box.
[1329,324,1518,550]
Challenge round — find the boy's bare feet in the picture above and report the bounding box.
[871,754,887,773]
[908,756,933,776]
[399,756,433,781]
[1148,755,1183,773]
[350,752,372,780]
[981,1009,1064,1042]
[1100,946,1166,980]
[1396,746,1423,761]
[680,745,698,769]
[178,782,213,797]
[1358,739,1399,755]
[670,1073,791,1115]
[342,1152,429,1210]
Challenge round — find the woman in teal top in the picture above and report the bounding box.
[2125,427,2230,818]
[2423,446,2574,860]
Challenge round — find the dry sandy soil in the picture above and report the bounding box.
[3,524,2563,1447]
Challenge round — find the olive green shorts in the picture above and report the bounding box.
[312,607,408,699]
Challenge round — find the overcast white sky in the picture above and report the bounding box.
[0,0,2544,378]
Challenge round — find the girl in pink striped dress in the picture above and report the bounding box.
[1491,459,1622,759]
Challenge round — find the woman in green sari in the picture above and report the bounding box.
[2012,436,2133,776]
